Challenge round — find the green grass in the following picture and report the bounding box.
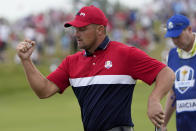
[0,64,176,131]
[0,64,83,131]
[0,88,83,131]
[0,43,176,131]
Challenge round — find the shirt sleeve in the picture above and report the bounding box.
[128,47,166,85]
[47,57,70,93]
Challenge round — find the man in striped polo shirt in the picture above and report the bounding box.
[16,5,175,131]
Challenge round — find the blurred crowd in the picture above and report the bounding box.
[1,0,196,65]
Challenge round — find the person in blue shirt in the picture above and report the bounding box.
[162,14,196,131]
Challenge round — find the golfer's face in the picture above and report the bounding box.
[74,24,98,50]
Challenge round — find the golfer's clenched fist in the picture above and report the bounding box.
[16,39,35,60]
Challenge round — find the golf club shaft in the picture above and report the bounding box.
[155,126,161,131]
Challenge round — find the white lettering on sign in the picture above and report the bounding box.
[177,99,196,113]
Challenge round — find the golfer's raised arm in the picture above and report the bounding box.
[16,39,59,99]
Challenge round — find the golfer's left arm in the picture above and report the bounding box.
[147,66,175,128]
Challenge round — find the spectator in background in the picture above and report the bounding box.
[0,19,10,62]
[61,31,71,52]
[45,29,55,56]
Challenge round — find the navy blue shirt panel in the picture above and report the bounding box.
[72,84,134,131]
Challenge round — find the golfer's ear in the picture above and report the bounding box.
[96,25,105,35]
[187,26,192,32]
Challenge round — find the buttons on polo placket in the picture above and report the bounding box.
[92,54,96,66]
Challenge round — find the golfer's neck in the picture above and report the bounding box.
[87,35,106,54]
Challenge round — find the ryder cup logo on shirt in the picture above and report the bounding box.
[104,61,112,69]
[175,65,195,94]
[168,21,174,29]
